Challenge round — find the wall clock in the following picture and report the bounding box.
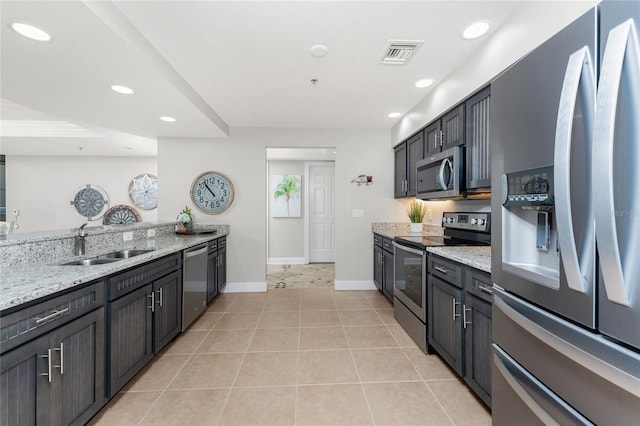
[190,171,235,214]
[70,184,109,220]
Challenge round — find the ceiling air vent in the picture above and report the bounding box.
[380,40,424,65]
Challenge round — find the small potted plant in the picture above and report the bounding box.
[406,200,427,233]
[176,206,194,232]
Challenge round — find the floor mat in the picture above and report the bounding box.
[267,263,335,289]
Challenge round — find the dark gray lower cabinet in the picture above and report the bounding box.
[0,307,106,426]
[373,234,394,302]
[464,268,493,407]
[207,237,227,303]
[153,271,182,353]
[428,255,492,407]
[0,281,106,426]
[108,284,153,395]
[428,275,464,375]
[107,254,181,396]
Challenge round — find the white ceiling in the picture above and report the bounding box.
[0,1,594,156]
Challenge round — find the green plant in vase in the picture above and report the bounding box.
[406,200,427,233]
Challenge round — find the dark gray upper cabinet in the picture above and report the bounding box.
[465,86,492,191]
[394,131,425,198]
[394,142,408,197]
[424,120,442,155]
[441,104,466,150]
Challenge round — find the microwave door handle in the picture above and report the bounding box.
[438,158,451,190]
[554,46,596,293]
[594,20,640,306]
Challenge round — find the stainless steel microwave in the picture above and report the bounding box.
[416,146,465,200]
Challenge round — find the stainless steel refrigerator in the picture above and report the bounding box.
[491,1,640,424]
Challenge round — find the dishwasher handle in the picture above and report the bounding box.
[184,246,208,258]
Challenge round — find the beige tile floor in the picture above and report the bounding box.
[89,288,491,426]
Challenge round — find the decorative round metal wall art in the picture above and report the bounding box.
[103,205,141,225]
[128,174,159,210]
[70,184,109,220]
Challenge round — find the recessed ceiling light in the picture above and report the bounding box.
[388,112,402,118]
[11,22,51,42]
[111,85,134,95]
[160,116,176,122]
[415,79,434,88]
[310,44,329,57]
[462,20,491,40]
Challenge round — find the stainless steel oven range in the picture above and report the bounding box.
[393,212,490,353]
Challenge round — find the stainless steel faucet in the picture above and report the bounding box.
[74,223,88,255]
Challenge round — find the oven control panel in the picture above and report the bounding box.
[442,212,491,233]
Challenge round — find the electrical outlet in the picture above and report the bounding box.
[352,209,365,218]
[147,229,156,238]
[427,209,432,221]
[123,231,133,241]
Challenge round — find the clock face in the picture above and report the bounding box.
[190,171,235,214]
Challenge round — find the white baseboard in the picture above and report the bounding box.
[267,257,306,265]
[333,280,378,291]
[222,281,267,293]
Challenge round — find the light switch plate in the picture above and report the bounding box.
[352,209,364,218]
[123,231,133,241]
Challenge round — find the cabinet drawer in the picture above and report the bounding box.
[108,253,180,301]
[208,239,218,253]
[373,234,382,247]
[0,281,105,354]
[465,268,493,303]
[382,237,394,253]
[429,256,463,288]
[217,236,226,249]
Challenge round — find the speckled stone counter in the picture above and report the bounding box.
[371,222,444,239]
[0,225,229,313]
[427,246,491,273]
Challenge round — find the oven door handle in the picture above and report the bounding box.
[392,242,426,256]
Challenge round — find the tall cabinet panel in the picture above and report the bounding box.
[466,86,491,191]
[394,143,408,197]
[405,132,425,197]
[441,104,465,149]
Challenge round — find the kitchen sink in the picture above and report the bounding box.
[97,249,154,259]
[60,249,154,266]
[61,258,121,266]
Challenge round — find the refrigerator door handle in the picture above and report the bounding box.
[594,20,640,306]
[554,46,596,293]
[494,293,640,396]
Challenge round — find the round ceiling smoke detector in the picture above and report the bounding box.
[310,44,328,58]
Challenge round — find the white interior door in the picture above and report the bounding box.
[308,163,335,262]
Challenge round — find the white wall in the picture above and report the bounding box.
[268,160,305,262]
[6,156,157,233]
[391,1,596,145]
[158,128,407,290]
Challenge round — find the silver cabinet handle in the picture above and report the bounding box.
[53,343,64,375]
[440,130,445,146]
[42,349,52,383]
[157,288,163,307]
[479,285,493,295]
[36,308,70,326]
[463,306,472,329]
[452,299,460,321]
[148,292,155,313]
[434,266,449,274]
[554,46,595,294]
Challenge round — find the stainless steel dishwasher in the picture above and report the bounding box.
[182,244,208,331]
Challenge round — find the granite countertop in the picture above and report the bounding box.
[427,246,491,273]
[0,232,227,313]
